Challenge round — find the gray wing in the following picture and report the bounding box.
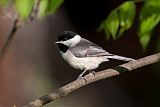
[69,38,112,57]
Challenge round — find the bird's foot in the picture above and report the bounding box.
[77,76,87,82]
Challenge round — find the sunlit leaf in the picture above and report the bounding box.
[38,0,48,17]
[98,10,119,40]
[139,33,152,51]
[47,0,64,14]
[118,1,136,37]
[138,0,160,50]
[139,15,160,36]
[38,0,64,17]
[98,1,136,40]
[15,0,35,19]
[104,10,119,40]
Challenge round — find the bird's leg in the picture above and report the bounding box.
[77,69,87,80]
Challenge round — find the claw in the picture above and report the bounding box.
[77,76,87,82]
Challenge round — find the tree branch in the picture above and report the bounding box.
[23,53,160,107]
[0,0,41,61]
[0,16,19,60]
[29,0,41,21]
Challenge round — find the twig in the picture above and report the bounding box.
[29,0,41,21]
[23,53,160,107]
[0,0,41,61]
[0,16,19,60]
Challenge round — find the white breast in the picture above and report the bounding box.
[60,50,108,71]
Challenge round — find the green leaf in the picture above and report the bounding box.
[98,1,135,40]
[140,0,160,20]
[104,10,119,40]
[15,0,35,19]
[47,0,64,14]
[38,0,64,17]
[139,15,160,36]
[0,0,9,6]
[139,32,152,51]
[38,0,48,17]
[138,0,160,50]
[118,1,136,37]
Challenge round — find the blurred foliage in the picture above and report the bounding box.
[99,10,120,40]
[15,0,35,19]
[38,0,64,17]
[0,0,64,19]
[138,0,160,50]
[98,1,136,40]
[0,0,10,6]
[0,0,159,51]
[38,0,48,17]
[99,0,160,51]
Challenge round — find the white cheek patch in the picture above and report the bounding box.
[62,35,81,47]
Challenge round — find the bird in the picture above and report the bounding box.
[55,31,136,79]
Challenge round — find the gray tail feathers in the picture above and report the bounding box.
[106,55,136,61]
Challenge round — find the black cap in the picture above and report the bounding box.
[58,31,78,41]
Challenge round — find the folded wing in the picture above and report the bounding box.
[70,38,111,57]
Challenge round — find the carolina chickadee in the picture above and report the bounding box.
[55,31,135,79]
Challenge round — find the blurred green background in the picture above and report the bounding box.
[0,0,160,107]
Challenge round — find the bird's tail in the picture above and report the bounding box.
[106,55,136,62]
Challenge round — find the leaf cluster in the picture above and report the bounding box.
[99,0,160,51]
[0,0,64,19]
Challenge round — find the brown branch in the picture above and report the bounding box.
[29,0,41,21]
[0,16,19,60]
[0,0,41,61]
[23,53,160,107]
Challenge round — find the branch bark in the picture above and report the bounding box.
[23,53,160,107]
[0,16,19,60]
